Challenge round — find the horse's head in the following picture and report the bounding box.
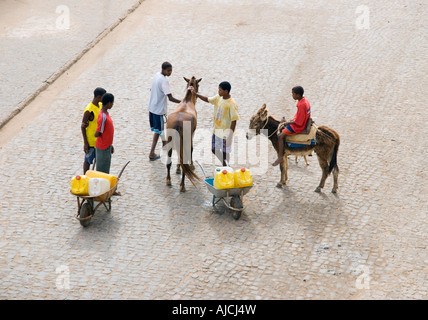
[246,104,268,140]
[184,76,202,93]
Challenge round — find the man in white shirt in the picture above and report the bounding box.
[148,61,181,161]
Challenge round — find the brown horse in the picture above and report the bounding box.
[164,76,202,192]
[247,104,340,193]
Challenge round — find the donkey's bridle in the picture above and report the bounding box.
[259,115,281,138]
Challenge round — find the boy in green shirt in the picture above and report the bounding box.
[191,81,239,166]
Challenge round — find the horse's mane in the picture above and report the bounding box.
[184,88,192,102]
[184,78,197,102]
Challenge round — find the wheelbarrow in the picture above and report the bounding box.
[72,161,130,227]
[195,161,255,220]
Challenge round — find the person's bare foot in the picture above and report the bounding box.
[272,158,282,166]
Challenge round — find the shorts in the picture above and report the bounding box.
[149,112,164,135]
[84,147,96,164]
[282,124,296,135]
[212,134,231,154]
[95,146,112,174]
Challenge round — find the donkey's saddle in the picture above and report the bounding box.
[281,119,317,147]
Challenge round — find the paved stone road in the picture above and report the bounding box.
[0,0,427,300]
[0,0,143,128]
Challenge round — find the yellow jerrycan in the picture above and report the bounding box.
[213,166,233,177]
[214,169,235,189]
[234,168,253,188]
[85,170,117,189]
[70,175,91,196]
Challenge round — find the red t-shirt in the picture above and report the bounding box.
[95,110,114,150]
[290,97,311,133]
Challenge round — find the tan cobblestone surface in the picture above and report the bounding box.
[0,0,427,299]
[0,0,143,128]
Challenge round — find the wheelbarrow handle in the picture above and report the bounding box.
[117,161,131,179]
[194,160,207,178]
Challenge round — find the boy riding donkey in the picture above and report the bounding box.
[272,86,311,167]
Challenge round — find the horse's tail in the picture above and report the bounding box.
[177,124,200,185]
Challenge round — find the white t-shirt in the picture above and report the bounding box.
[148,72,172,115]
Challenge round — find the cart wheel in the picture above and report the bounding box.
[79,202,93,227]
[230,196,243,220]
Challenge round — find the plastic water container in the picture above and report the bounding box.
[85,170,117,189]
[214,169,235,189]
[88,178,111,197]
[70,175,90,196]
[234,168,253,188]
[214,166,233,177]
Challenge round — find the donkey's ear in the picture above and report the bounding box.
[261,109,268,121]
[184,77,190,83]
[197,78,202,83]
[258,104,266,114]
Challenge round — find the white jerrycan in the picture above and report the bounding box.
[88,178,111,197]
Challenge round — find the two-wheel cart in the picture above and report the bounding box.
[196,161,255,220]
[72,161,130,227]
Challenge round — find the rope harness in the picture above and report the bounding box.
[260,116,282,138]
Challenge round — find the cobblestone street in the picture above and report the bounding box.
[0,0,427,300]
[0,0,143,128]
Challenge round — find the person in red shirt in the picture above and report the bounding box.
[95,93,115,174]
[272,86,311,166]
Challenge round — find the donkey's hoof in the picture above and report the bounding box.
[166,178,172,186]
[314,187,322,193]
[276,183,283,188]
[176,168,181,174]
[180,186,186,193]
[331,188,338,194]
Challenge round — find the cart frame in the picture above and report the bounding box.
[196,161,255,220]
[72,161,130,227]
